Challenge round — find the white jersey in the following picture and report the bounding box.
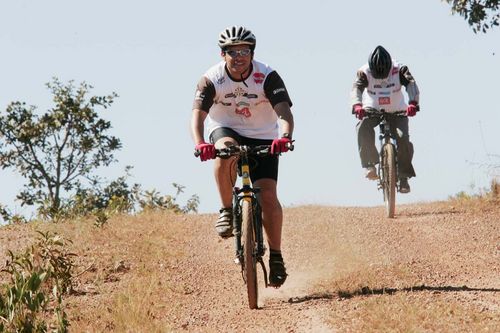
[360,62,408,112]
[203,60,279,139]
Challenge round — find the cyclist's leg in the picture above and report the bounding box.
[246,139,287,287]
[390,117,416,179]
[254,178,287,287]
[210,128,240,207]
[210,128,240,236]
[356,117,380,167]
[239,135,282,250]
[254,178,282,251]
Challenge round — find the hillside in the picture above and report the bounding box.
[0,199,499,332]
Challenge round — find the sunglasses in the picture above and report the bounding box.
[225,49,252,57]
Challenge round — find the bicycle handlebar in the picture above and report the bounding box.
[194,142,294,158]
[214,145,272,158]
[364,108,407,116]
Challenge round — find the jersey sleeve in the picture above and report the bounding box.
[263,71,293,108]
[350,70,368,106]
[192,76,216,112]
[399,65,420,103]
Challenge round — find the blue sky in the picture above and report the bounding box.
[1,0,499,215]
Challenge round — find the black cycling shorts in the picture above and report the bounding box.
[209,127,279,182]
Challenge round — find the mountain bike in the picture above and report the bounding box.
[206,143,292,309]
[365,108,407,218]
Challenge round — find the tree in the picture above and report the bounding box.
[444,0,500,33]
[0,78,121,218]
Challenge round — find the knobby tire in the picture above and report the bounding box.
[242,199,258,309]
[382,144,397,218]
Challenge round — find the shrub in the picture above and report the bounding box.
[135,183,200,214]
[0,230,76,332]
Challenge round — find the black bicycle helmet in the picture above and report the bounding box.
[218,26,256,51]
[368,45,392,79]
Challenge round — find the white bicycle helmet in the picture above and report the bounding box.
[218,26,256,51]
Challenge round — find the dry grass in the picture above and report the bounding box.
[72,212,186,332]
[315,262,499,332]
[334,293,499,332]
[102,274,171,332]
[448,178,500,210]
[320,264,419,297]
[0,211,189,332]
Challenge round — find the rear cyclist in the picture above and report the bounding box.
[190,26,295,288]
[350,45,420,193]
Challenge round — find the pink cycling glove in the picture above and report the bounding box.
[271,137,292,155]
[195,142,216,162]
[406,101,418,117]
[353,104,365,120]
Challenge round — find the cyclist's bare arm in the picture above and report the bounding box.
[190,108,208,144]
[274,101,294,138]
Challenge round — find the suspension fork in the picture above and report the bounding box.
[253,198,265,258]
[232,188,243,263]
[239,152,265,258]
[378,119,389,182]
[233,151,253,263]
[378,117,399,186]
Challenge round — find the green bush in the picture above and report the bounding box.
[0,231,76,332]
[135,183,200,214]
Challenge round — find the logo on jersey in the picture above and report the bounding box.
[243,93,258,99]
[195,90,204,100]
[236,101,250,108]
[378,97,391,105]
[391,67,398,75]
[234,87,247,97]
[273,88,285,95]
[236,100,251,117]
[216,75,225,85]
[253,72,265,84]
[235,107,251,118]
[374,82,395,89]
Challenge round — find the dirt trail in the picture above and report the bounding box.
[0,200,498,332]
[156,201,500,332]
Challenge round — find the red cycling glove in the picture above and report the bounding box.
[195,142,216,162]
[406,101,418,117]
[353,104,365,120]
[271,137,292,155]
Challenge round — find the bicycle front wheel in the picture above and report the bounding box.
[382,143,397,218]
[242,199,258,309]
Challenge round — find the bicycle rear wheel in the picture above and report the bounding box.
[382,143,397,218]
[241,199,258,309]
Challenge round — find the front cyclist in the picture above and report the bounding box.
[190,26,295,288]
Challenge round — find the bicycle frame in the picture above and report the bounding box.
[232,146,268,286]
